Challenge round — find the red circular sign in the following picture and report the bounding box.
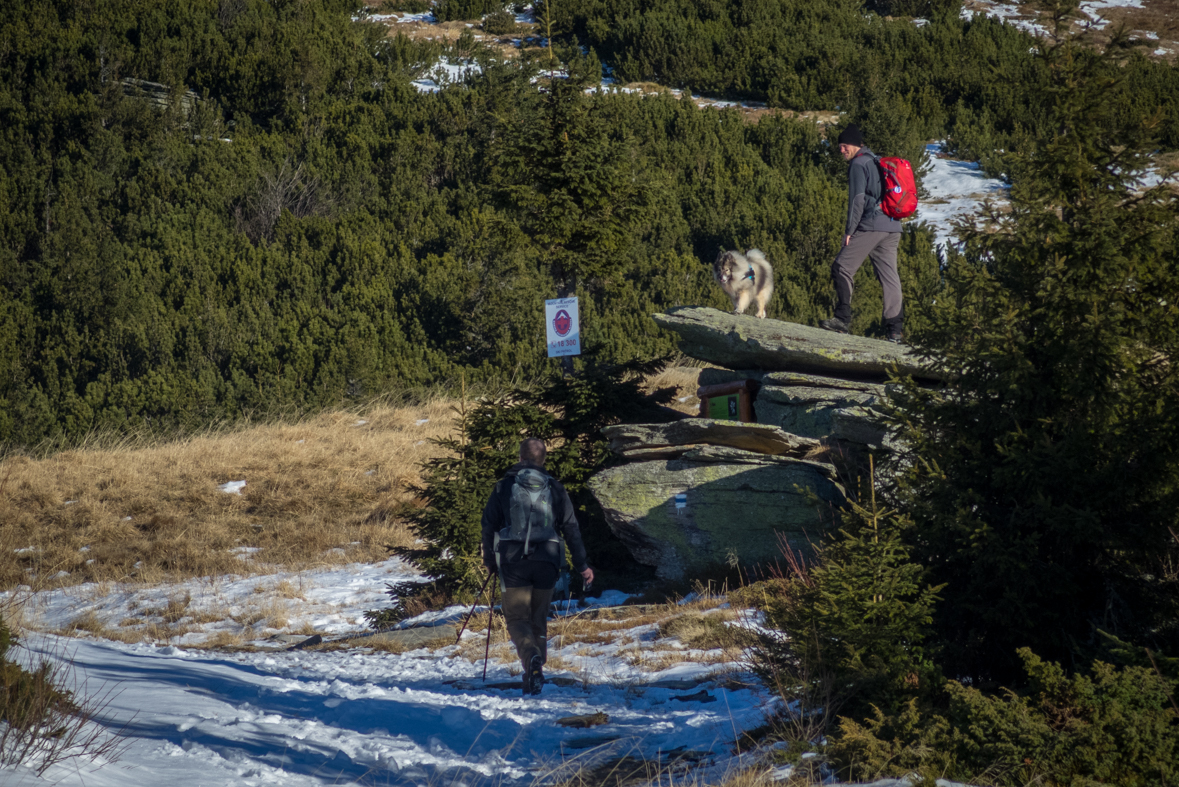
[554,309,572,337]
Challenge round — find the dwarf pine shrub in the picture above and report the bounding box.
[435,0,503,22]
[2,0,958,447]
[0,617,124,775]
[832,649,1179,786]
[482,8,517,34]
[0,619,73,738]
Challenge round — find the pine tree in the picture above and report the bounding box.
[889,0,1179,681]
[488,43,652,300]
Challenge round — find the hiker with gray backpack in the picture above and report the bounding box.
[481,438,594,696]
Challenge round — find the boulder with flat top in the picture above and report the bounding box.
[587,447,844,580]
[653,306,944,380]
[586,308,939,578]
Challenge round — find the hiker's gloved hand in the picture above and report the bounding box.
[484,563,497,576]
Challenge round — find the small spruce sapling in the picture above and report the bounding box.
[756,459,943,736]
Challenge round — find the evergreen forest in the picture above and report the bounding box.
[9,0,1177,445]
[5,0,1179,779]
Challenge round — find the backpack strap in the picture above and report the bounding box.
[522,488,535,555]
[870,154,888,212]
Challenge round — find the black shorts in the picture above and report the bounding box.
[499,557,559,590]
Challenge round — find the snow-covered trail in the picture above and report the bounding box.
[16,635,764,786]
[5,559,770,786]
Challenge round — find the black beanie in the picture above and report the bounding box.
[837,124,863,147]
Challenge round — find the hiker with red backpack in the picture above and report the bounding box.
[819,124,916,344]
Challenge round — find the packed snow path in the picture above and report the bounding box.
[6,560,770,786]
[17,633,764,786]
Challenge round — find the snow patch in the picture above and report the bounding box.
[1080,0,1144,29]
[915,142,1007,255]
[962,3,1051,37]
[921,145,1002,201]
[412,58,483,93]
[398,11,436,23]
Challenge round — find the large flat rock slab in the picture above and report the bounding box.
[602,419,819,459]
[763,371,889,396]
[653,306,943,380]
[755,383,884,442]
[588,450,843,580]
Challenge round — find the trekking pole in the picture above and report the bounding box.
[482,579,496,683]
[454,571,495,645]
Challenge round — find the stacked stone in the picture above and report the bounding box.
[587,306,944,580]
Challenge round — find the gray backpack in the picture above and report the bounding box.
[498,468,558,555]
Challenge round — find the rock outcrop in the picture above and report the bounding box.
[603,418,819,459]
[695,368,893,445]
[588,448,843,580]
[652,306,944,380]
[586,307,940,579]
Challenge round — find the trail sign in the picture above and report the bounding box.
[545,297,580,358]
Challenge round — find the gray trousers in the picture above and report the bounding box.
[832,231,903,332]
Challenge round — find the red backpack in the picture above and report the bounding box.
[876,156,918,220]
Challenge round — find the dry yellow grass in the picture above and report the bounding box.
[0,399,458,591]
[193,630,249,650]
[364,632,460,655]
[657,608,741,648]
[359,1,545,60]
[643,364,707,415]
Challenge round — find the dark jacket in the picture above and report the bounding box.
[846,147,902,236]
[480,462,589,574]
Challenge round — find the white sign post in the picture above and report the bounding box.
[545,297,581,358]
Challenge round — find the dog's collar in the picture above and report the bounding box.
[743,265,755,281]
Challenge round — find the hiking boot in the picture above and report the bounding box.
[886,329,904,344]
[527,655,544,696]
[819,316,850,334]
